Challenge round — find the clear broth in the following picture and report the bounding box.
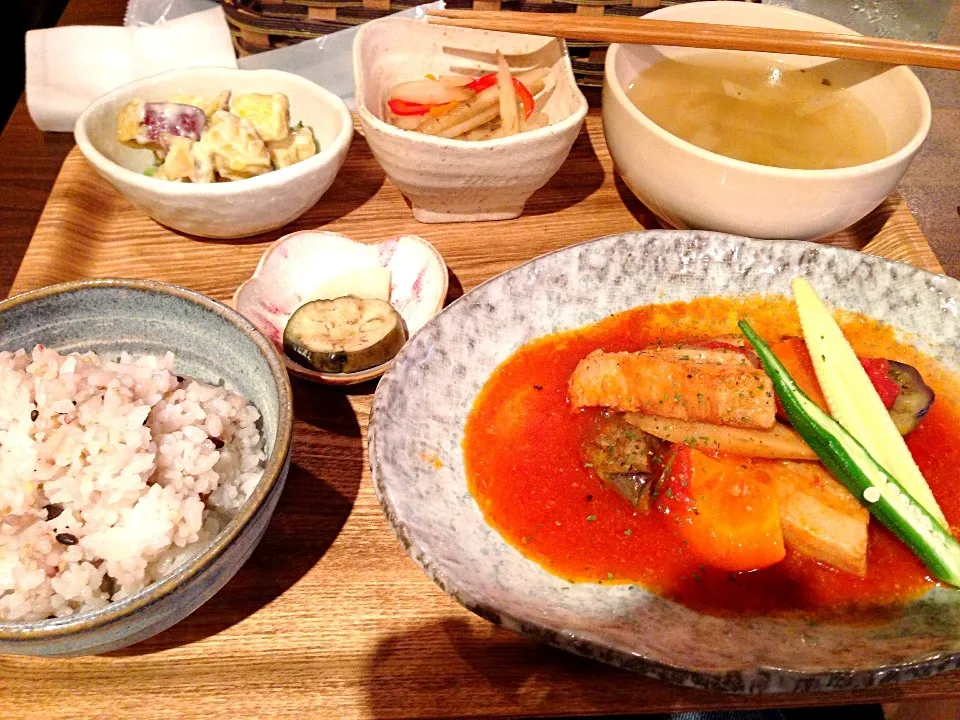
[626,54,888,170]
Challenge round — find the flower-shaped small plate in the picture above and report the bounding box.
[234,230,448,384]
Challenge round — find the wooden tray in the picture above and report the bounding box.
[4,110,954,720]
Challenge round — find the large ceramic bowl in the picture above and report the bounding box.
[0,279,293,656]
[75,67,353,239]
[602,2,931,240]
[370,230,960,692]
[354,18,588,223]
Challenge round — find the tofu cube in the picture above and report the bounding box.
[199,110,272,181]
[154,137,196,181]
[229,93,290,142]
[116,98,146,144]
[168,90,231,119]
[267,126,318,169]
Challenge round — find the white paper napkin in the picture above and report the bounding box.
[26,6,238,132]
[237,1,444,110]
[121,0,444,110]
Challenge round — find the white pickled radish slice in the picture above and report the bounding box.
[437,74,475,88]
[391,114,422,131]
[388,80,472,105]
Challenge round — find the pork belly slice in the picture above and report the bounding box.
[568,349,776,430]
[767,461,869,577]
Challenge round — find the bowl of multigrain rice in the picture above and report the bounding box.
[0,279,293,656]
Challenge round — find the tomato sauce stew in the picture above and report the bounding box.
[463,296,960,617]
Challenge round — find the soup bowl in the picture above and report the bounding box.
[602,2,931,240]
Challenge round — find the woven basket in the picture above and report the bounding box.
[218,0,755,88]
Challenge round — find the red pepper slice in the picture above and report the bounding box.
[465,73,498,93]
[387,98,435,116]
[859,357,901,409]
[650,442,697,510]
[464,73,536,119]
[513,78,535,119]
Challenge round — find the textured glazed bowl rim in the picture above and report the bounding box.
[353,17,589,149]
[603,1,932,179]
[231,230,450,385]
[369,231,960,692]
[0,278,294,643]
[74,67,354,197]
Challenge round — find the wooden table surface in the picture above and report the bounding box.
[4,2,960,719]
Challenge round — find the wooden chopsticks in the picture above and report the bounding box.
[427,9,960,71]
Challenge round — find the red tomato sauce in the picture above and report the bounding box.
[462,296,960,617]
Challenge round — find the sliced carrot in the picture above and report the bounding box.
[658,444,785,572]
[427,101,461,118]
[769,337,828,414]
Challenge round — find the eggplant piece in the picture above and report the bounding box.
[283,296,407,374]
[888,360,935,435]
[581,411,666,512]
[604,473,651,510]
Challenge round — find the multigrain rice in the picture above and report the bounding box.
[0,346,265,621]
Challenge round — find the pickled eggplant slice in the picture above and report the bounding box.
[283,296,408,374]
[888,360,935,435]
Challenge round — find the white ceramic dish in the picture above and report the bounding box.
[602,2,931,240]
[353,17,588,223]
[233,230,448,384]
[74,67,353,239]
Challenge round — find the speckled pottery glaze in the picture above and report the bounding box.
[370,230,960,693]
[0,279,293,656]
[75,67,353,238]
[354,18,588,223]
[233,230,448,384]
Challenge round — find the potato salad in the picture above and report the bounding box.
[116,91,318,182]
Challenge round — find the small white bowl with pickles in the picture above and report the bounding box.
[602,1,931,240]
[354,18,588,223]
[74,67,353,239]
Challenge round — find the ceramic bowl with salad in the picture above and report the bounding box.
[74,67,353,239]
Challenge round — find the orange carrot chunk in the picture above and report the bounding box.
[657,444,785,572]
[769,337,828,416]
